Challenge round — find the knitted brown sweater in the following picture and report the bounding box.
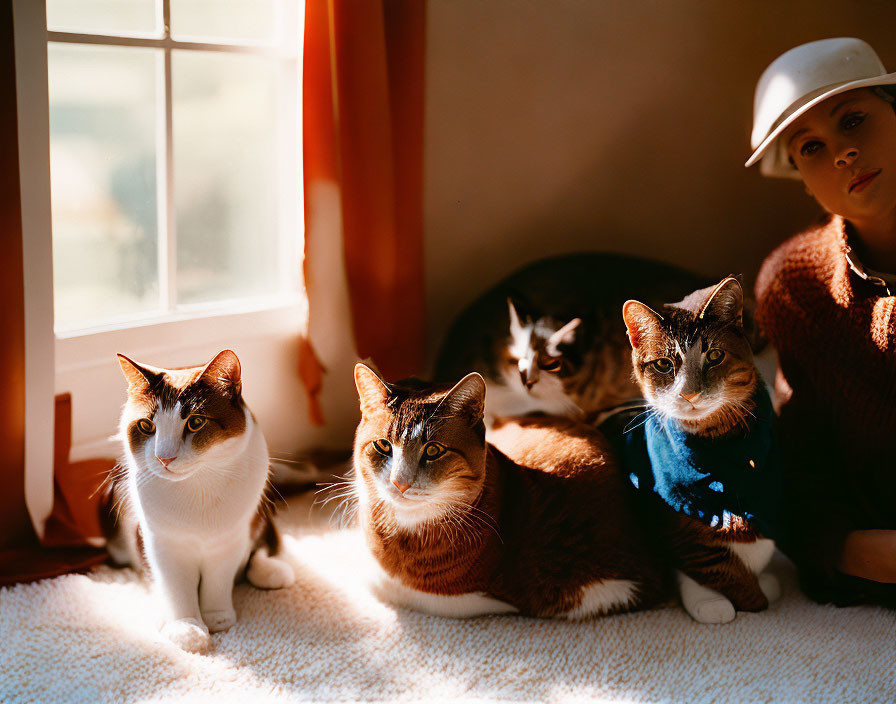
[755,214,896,605]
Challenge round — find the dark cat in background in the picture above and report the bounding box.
[434,253,710,425]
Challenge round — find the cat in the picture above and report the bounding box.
[105,349,295,653]
[609,277,781,624]
[351,362,665,618]
[434,252,710,426]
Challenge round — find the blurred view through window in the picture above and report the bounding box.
[47,0,301,332]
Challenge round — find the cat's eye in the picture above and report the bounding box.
[422,442,446,461]
[186,416,208,433]
[706,349,726,366]
[372,438,392,456]
[136,418,155,435]
[651,358,674,374]
[540,358,562,373]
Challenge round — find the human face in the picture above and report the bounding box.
[783,89,896,225]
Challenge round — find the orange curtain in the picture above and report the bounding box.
[300,0,426,423]
[0,0,30,553]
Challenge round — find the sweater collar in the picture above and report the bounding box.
[830,214,895,300]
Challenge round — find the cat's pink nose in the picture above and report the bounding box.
[392,478,411,494]
[156,455,177,468]
[680,392,701,402]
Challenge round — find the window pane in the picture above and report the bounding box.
[173,51,281,305]
[170,0,276,43]
[46,0,159,36]
[49,44,160,330]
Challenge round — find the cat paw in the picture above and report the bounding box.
[202,609,237,633]
[161,618,211,654]
[758,573,781,603]
[685,596,736,624]
[247,552,295,590]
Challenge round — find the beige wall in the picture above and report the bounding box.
[423,0,896,369]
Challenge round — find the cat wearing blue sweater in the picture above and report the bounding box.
[612,277,781,624]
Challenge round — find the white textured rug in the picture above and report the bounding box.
[2,491,895,704]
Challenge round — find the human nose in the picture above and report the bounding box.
[834,144,859,169]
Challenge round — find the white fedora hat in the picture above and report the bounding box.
[746,37,896,179]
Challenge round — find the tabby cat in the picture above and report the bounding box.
[352,363,665,618]
[106,350,295,653]
[434,253,709,425]
[611,277,781,624]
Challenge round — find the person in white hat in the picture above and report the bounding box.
[749,38,896,608]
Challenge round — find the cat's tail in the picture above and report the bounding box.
[247,514,297,590]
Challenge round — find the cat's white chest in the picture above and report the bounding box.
[128,418,269,541]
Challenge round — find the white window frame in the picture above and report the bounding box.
[13,0,310,539]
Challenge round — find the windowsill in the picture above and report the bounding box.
[56,295,310,462]
[56,295,306,374]
[55,293,306,340]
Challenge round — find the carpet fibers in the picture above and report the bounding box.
[1,491,894,704]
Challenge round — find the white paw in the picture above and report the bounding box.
[247,551,296,590]
[161,618,211,654]
[685,596,736,624]
[202,608,237,633]
[758,572,781,603]
[677,571,736,624]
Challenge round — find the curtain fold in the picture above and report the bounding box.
[300,0,426,423]
[0,394,111,586]
[0,0,30,552]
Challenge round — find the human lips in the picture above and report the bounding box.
[849,169,882,193]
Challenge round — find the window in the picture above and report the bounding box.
[18,0,309,462]
[47,0,302,333]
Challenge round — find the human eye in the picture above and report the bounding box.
[842,111,866,131]
[800,140,823,157]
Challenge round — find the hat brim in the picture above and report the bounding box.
[745,71,896,173]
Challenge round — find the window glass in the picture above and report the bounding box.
[48,44,160,330]
[171,0,277,43]
[172,50,281,305]
[47,0,159,36]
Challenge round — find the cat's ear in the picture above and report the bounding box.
[622,300,664,350]
[507,297,526,336]
[546,317,581,353]
[117,354,161,394]
[698,277,743,324]
[354,363,390,416]
[199,350,242,397]
[443,372,486,425]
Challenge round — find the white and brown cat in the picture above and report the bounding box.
[105,350,295,653]
[614,278,782,624]
[352,363,666,618]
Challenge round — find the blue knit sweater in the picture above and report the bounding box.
[620,384,782,540]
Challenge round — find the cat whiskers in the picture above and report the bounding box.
[435,500,502,546]
[621,405,657,435]
[314,475,360,529]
